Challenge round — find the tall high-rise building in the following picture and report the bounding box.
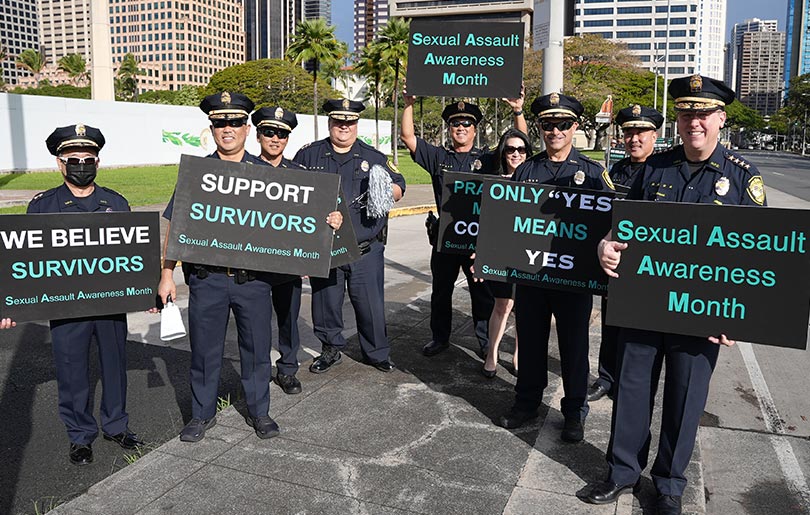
[304,0,330,21]
[36,0,92,64]
[354,0,388,51]
[738,30,785,116]
[785,0,810,88]
[1,0,41,86]
[108,0,246,92]
[725,18,778,89]
[573,0,726,80]
[245,0,303,60]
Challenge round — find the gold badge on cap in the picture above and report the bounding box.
[715,177,730,196]
[360,160,370,172]
[274,107,284,119]
[689,75,703,93]
[75,124,86,136]
[342,98,350,109]
[458,101,465,111]
[574,170,585,185]
[632,104,641,116]
[221,91,231,104]
[747,176,766,205]
[550,92,560,106]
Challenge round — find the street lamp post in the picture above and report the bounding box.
[661,0,671,138]
[803,107,808,156]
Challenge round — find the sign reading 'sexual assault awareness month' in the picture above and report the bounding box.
[405,18,524,99]
[0,212,161,322]
[474,179,614,295]
[436,171,491,254]
[166,155,342,278]
[606,201,810,350]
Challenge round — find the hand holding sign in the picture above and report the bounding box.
[0,318,16,329]
[597,236,628,278]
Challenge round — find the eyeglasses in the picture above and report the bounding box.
[259,127,290,139]
[59,156,98,165]
[504,146,527,155]
[211,118,247,129]
[449,119,474,128]
[540,119,575,132]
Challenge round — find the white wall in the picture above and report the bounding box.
[0,93,392,172]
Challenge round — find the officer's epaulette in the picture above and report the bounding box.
[99,185,128,200]
[723,151,751,171]
[298,142,313,151]
[29,188,58,203]
[356,139,382,155]
[579,154,602,167]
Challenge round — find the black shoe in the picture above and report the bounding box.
[587,382,611,402]
[422,340,449,357]
[496,406,539,429]
[561,417,584,443]
[103,430,144,450]
[247,415,280,439]
[368,360,395,373]
[180,417,216,443]
[274,373,302,394]
[583,480,640,504]
[69,443,93,466]
[309,346,342,373]
[656,494,682,515]
[481,366,497,379]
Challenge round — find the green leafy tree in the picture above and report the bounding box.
[375,17,410,163]
[115,53,141,101]
[15,48,47,84]
[286,18,343,139]
[725,101,764,131]
[58,53,89,86]
[139,85,204,106]
[0,44,7,91]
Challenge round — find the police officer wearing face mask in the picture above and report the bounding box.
[0,124,143,466]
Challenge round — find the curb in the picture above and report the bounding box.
[389,204,436,218]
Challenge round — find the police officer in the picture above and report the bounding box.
[588,105,663,403]
[294,98,405,373]
[496,93,614,444]
[158,92,279,442]
[401,91,527,358]
[251,106,342,394]
[0,124,143,465]
[588,76,764,515]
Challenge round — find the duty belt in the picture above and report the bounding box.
[193,264,257,284]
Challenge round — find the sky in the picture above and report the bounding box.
[331,0,791,52]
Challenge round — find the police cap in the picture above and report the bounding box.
[616,104,663,130]
[669,75,735,111]
[46,124,105,156]
[531,92,584,119]
[441,101,483,124]
[323,98,365,120]
[251,106,298,131]
[200,91,255,119]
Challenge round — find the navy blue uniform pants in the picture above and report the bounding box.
[595,296,620,391]
[187,272,272,420]
[607,328,719,496]
[271,277,302,376]
[310,241,389,363]
[513,286,591,421]
[429,250,494,351]
[50,315,129,445]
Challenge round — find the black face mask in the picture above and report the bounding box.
[65,163,97,187]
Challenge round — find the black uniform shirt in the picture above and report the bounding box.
[28,183,131,214]
[513,147,614,191]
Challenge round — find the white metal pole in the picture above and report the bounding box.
[542,0,565,94]
[661,0,671,138]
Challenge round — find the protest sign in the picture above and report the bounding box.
[166,155,341,278]
[606,201,810,349]
[474,179,614,295]
[330,192,361,268]
[406,18,524,99]
[0,212,160,322]
[436,171,491,254]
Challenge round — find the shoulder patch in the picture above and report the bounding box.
[747,176,766,205]
[601,169,615,190]
[387,159,401,175]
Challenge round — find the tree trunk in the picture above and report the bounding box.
[392,61,399,165]
[374,73,380,149]
[313,63,319,141]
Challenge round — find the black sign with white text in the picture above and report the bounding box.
[437,171,491,254]
[474,179,614,295]
[330,192,361,267]
[0,212,161,322]
[606,201,810,349]
[406,18,524,99]
[166,155,341,278]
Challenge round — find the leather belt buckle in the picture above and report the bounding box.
[225,267,234,277]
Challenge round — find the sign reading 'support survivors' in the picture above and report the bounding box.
[474,179,614,295]
[0,212,161,322]
[406,18,524,99]
[436,171,490,254]
[166,155,341,278]
[606,201,810,350]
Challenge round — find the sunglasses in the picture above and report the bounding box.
[259,127,290,139]
[449,119,474,128]
[59,156,98,165]
[211,118,247,129]
[504,146,527,155]
[540,119,575,132]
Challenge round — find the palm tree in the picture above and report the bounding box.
[15,48,47,85]
[115,53,141,101]
[286,18,343,140]
[58,53,89,86]
[0,44,7,91]
[354,43,385,148]
[322,40,350,91]
[375,17,410,165]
